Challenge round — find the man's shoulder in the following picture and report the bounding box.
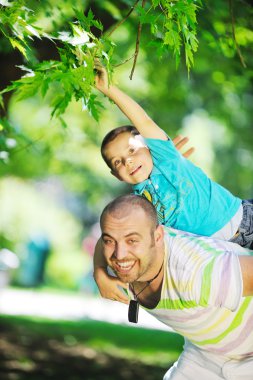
[163,226,247,255]
[163,226,194,239]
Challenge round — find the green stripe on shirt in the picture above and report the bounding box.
[156,298,198,310]
[190,297,252,346]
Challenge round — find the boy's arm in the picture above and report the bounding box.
[95,65,167,140]
[93,238,129,304]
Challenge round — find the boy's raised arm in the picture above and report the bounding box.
[95,65,167,140]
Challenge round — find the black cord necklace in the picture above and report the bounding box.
[128,261,164,324]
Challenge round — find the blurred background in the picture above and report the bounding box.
[0,0,252,379]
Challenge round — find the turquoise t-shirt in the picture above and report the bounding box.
[132,138,241,236]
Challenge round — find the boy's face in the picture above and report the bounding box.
[104,132,153,185]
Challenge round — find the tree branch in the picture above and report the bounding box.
[228,0,247,68]
[106,0,140,37]
[129,0,146,80]
[114,53,136,67]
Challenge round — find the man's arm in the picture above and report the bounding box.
[95,64,167,140]
[239,255,253,297]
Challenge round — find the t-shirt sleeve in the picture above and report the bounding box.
[198,251,243,311]
[170,236,243,311]
[144,137,182,164]
[144,137,188,191]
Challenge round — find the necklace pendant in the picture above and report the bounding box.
[128,300,139,323]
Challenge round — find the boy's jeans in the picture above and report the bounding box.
[230,199,253,249]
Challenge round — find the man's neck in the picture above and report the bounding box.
[131,248,165,309]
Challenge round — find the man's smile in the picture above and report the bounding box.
[114,260,136,274]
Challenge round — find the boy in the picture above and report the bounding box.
[94,65,253,303]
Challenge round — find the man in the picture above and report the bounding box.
[99,194,253,380]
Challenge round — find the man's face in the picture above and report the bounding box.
[101,207,161,283]
[104,132,153,185]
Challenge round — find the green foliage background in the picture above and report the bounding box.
[0,0,252,287]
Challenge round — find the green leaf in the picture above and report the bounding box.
[185,43,194,71]
[36,60,61,71]
[58,116,68,129]
[92,19,103,31]
[87,94,104,122]
[9,37,27,58]
[151,0,160,8]
[164,29,181,57]
[0,94,4,110]
[186,31,198,51]
[136,5,157,25]
[51,93,72,118]
[7,73,44,101]
[40,77,50,98]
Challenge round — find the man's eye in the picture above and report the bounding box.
[129,148,135,154]
[128,239,137,244]
[104,239,114,245]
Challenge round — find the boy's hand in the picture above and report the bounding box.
[94,61,109,94]
[94,266,130,304]
[173,135,195,158]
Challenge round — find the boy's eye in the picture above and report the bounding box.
[129,148,135,154]
[114,159,121,167]
[128,239,138,244]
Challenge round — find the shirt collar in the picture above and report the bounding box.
[132,180,147,193]
[132,165,161,193]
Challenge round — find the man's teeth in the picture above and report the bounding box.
[117,261,134,269]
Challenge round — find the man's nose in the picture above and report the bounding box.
[114,243,128,260]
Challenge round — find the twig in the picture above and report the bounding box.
[228,0,247,68]
[12,136,44,154]
[159,3,166,15]
[129,0,146,80]
[107,0,140,37]
[129,22,142,79]
[114,54,136,67]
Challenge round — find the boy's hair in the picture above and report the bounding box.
[101,125,139,168]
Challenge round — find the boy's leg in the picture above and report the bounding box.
[230,199,253,249]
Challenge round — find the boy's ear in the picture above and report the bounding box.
[110,169,123,181]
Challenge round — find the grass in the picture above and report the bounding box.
[0,314,183,366]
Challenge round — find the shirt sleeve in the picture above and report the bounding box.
[170,235,244,311]
[199,251,243,311]
[144,137,182,163]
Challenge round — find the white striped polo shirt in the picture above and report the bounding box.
[146,227,253,360]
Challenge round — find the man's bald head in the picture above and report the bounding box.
[100,194,158,232]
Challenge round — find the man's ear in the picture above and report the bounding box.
[154,225,164,247]
[110,169,123,181]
